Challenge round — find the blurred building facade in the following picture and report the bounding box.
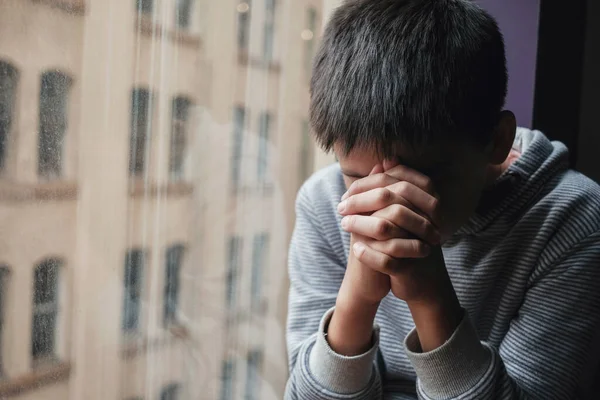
[0,0,322,399]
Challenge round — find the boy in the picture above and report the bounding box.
[285,0,600,399]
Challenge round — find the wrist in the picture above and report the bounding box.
[407,290,463,352]
[327,291,379,356]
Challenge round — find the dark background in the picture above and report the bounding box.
[479,0,599,183]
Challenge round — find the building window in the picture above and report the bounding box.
[244,350,263,400]
[250,234,268,312]
[231,107,245,188]
[164,245,184,327]
[257,112,270,182]
[304,8,318,76]
[299,120,314,182]
[32,259,60,361]
[0,61,18,173]
[160,383,180,400]
[130,88,152,176]
[220,358,235,400]
[38,71,72,179]
[170,97,191,181]
[175,0,193,29]
[0,266,9,371]
[237,1,251,51]
[263,0,275,61]
[136,0,153,14]
[123,250,144,333]
[226,236,242,309]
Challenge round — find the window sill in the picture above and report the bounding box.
[0,362,70,397]
[0,181,78,202]
[121,326,189,359]
[32,0,86,15]
[237,51,281,73]
[135,16,202,48]
[129,180,194,198]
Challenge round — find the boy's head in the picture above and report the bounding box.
[310,0,517,234]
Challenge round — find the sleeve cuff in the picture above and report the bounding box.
[308,307,380,394]
[404,310,492,399]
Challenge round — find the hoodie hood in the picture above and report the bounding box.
[456,128,571,236]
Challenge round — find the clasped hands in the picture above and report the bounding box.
[338,161,450,305]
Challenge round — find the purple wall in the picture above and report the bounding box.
[477,0,541,128]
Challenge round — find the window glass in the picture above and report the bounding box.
[0,61,17,172]
[164,245,184,326]
[38,71,72,179]
[175,0,193,29]
[136,0,153,14]
[170,97,191,181]
[32,259,60,361]
[130,88,152,176]
[0,0,324,398]
[123,250,144,333]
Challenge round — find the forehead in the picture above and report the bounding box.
[335,142,458,177]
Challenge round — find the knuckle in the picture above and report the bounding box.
[393,204,406,220]
[375,173,387,186]
[429,196,440,213]
[414,240,429,257]
[377,220,392,237]
[345,215,355,228]
[381,256,396,272]
[377,188,392,204]
[422,177,435,194]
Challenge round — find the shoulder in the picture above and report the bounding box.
[296,163,346,215]
[535,169,600,265]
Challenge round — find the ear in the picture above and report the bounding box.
[487,111,517,165]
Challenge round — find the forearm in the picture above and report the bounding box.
[407,281,463,352]
[328,280,380,356]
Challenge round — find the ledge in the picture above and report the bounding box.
[0,362,70,397]
[128,180,194,198]
[0,181,78,202]
[237,51,281,73]
[32,0,86,15]
[135,16,202,48]
[121,326,190,359]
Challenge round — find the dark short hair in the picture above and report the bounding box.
[310,0,508,158]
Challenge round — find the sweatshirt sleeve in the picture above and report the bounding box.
[404,231,600,400]
[284,186,383,400]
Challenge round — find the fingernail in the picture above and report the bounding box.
[353,242,365,257]
[337,201,347,213]
[341,191,349,201]
[341,216,349,229]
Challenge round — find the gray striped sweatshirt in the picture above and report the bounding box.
[285,129,600,399]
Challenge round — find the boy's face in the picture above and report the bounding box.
[337,139,493,239]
